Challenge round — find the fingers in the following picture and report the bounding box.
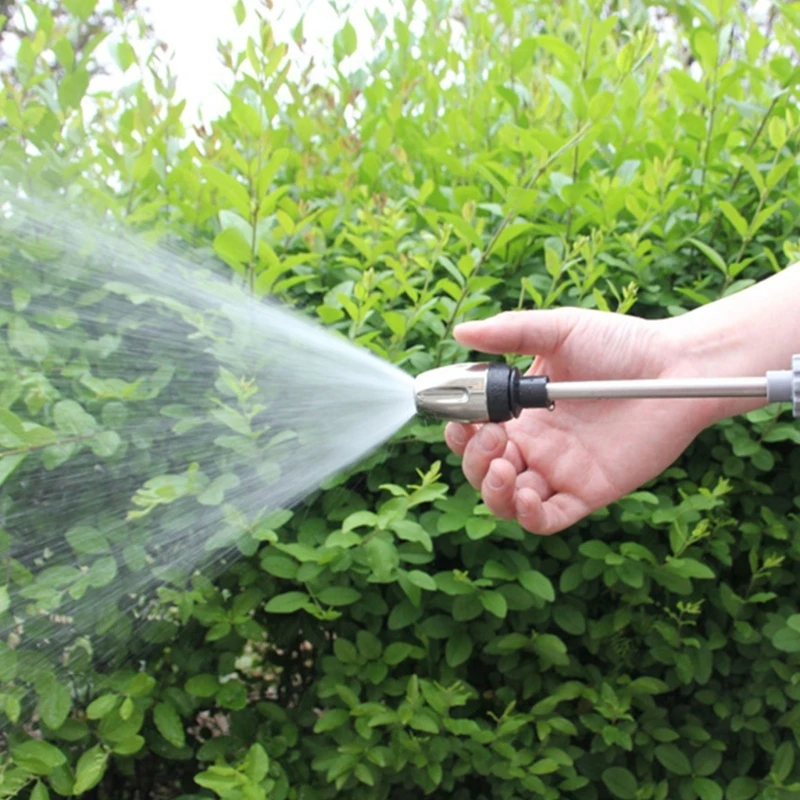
[446,420,590,535]
[516,489,590,536]
[444,422,478,456]
[453,308,578,356]
[461,424,507,490]
[481,458,518,519]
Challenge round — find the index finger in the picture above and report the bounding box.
[444,422,478,456]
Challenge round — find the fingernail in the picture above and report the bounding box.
[480,427,499,451]
[450,426,465,446]
[487,465,504,490]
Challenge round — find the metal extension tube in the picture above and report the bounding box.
[413,356,800,424]
[546,377,768,401]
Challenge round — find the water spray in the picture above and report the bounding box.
[414,356,800,422]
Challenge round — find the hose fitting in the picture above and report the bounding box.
[414,363,549,423]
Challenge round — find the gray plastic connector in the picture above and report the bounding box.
[765,355,800,418]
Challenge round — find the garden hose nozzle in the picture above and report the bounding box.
[414,356,800,424]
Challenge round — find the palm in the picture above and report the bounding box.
[446,310,709,534]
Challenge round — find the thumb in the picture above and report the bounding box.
[454,308,578,356]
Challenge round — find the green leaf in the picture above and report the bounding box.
[601,767,638,799]
[772,622,800,653]
[343,510,378,531]
[119,697,134,721]
[384,642,414,665]
[725,777,759,800]
[213,226,251,271]
[204,166,251,217]
[693,747,723,777]
[260,554,298,579]
[481,590,508,618]
[688,238,727,275]
[111,40,136,71]
[579,541,612,559]
[356,631,382,660]
[665,557,715,579]
[655,743,692,776]
[243,744,269,784]
[86,694,118,720]
[531,633,569,665]
[717,201,748,238]
[154,702,185,748]
[531,34,581,68]
[53,400,97,435]
[405,570,437,591]
[333,638,358,663]
[694,778,723,800]
[769,116,787,149]
[197,473,240,506]
[9,318,49,362]
[58,69,90,111]
[88,556,117,588]
[0,454,26,488]
[553,605,586,635]
[72,745,108,795]
[519,570,555,602]
[313,708,349,733]
[340,21,357,56]
[489,222,535,256]
[692,28,718,71]
[506,186,538,215]
[63,0,97,21]
[66,525,110,555]
[126,673,155,697]
[316,586,361,606]
[445,632,473,667]
[628,677,669,694]
[195,767,239,794]
[11,740,66,775]
[771,741,795,784]
[617,42,634,72]
[113,735,145,756]
[30,783,50,800]
[264,591,309,613]
[37,678,72,730]
[185,674,220,698]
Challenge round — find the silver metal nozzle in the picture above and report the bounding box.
[414,363,493,423]
[414,362,551,422]
[414,355,800,423]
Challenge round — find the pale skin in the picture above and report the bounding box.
[445,264,800,535]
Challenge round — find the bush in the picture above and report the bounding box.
[2,0,800,798]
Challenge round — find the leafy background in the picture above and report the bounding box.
[2,0,800,798]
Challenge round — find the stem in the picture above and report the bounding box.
[565,15,592,240]
[707,94,780,246]
[695,25,722,224]
[728,122,798,274]
[435,122,592,365]
[0,434,96,459]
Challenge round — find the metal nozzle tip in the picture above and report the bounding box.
[414,363,494,423]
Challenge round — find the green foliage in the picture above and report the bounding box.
[2,0,800,799]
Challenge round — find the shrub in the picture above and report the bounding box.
[2,0,800,798]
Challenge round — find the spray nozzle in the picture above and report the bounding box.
[413,363,549,423]
[414,355,800,423]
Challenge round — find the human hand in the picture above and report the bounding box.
[444,308,716,535]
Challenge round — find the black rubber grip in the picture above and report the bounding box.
[516,375,550,410]
[486,363,516,422]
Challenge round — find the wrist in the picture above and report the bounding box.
[659,309,771,428]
